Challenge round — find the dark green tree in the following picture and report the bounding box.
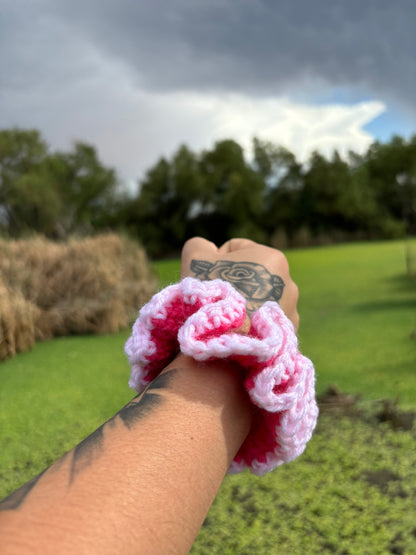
[51,142,120,236]
[0,129,120,238]
[198,139,266,244]
[300,151,352,232]
[258,141,304,238]
[4,165,64,236]
[364,135,415,236]
[0,128,54,235]
[121,145,203,256]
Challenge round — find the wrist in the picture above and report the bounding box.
[161,353,252,455]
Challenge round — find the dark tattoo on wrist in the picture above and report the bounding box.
[70,424,106,484]
[118,370,176,428]
[69,369,178,483]
[190,259,285,313]
[0,469,47,511]
[0,369,178,510]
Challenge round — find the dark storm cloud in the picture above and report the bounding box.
[31,0,416,111]
[0,1,93,93]
[1,0,414,180]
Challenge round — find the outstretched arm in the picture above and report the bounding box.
[0,355,252,554]
[0,237,299,555]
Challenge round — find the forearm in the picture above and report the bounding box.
[0,354,252,555]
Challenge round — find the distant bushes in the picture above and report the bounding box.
[0,234,156,360]
[2,129,415,258]
[120,136,416,257]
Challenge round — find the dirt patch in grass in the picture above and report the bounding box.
[376,399,415,431]
[317,384,361,413]
[317,385,415,431]
[361,468,401,494]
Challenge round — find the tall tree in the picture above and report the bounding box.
[365,135,416,235]
[51,142,119,235]
[259,141,304,237]
[123,146,203,256]
[198,139,266,243]
[0,129,120,238]
[301,151,352,232]
[4,165,63,236]
[0,128,61,235]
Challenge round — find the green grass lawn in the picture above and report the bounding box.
[1,239,415,553]
[288,240,416,407]
[156,239,416,405]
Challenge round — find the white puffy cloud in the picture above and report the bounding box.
[1,43,385,182]
[0,0,399,183]
[170,93,386,164]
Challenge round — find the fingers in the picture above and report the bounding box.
[180,236,300,331]
[218,238,258,254]
[180,237,218,279]
[182,237,218,257]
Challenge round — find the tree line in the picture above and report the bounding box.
[1,128,415,257]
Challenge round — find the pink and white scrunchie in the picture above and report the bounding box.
[125,276,318,476]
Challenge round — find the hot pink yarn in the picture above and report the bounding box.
[125,277,318,475]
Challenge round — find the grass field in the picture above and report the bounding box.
[156,239,416,405]
[1,239,415,553]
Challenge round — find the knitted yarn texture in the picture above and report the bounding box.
[125,277,318,475]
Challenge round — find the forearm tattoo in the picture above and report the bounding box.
[0,470,48,512]
[0,369,178,511]
[191,259,285,313]
[69,370,175,483]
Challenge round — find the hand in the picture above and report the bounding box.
[181,237,299,331]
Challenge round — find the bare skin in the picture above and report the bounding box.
[0,237,299,554]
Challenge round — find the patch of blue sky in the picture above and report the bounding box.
[292,85,371,106]
[364,109,416,142]
[294,85,415,142]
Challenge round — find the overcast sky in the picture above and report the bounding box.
[1,0,415,187]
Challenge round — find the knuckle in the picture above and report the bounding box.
[182,236,203,255]
[270,249,289,272]
[291,282,299,304]
[293,311,300,332]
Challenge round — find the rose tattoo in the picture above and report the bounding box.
[191,259,285,313]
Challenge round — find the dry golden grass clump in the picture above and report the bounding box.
[0,234,157,360]
[0,277,39,360]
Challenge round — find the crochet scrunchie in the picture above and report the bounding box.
[125,276,318,475]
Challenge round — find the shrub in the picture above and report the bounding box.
[290,226,313,248]
[270,228,289,250]
[0,234,156,360]
[0,278,39,359]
